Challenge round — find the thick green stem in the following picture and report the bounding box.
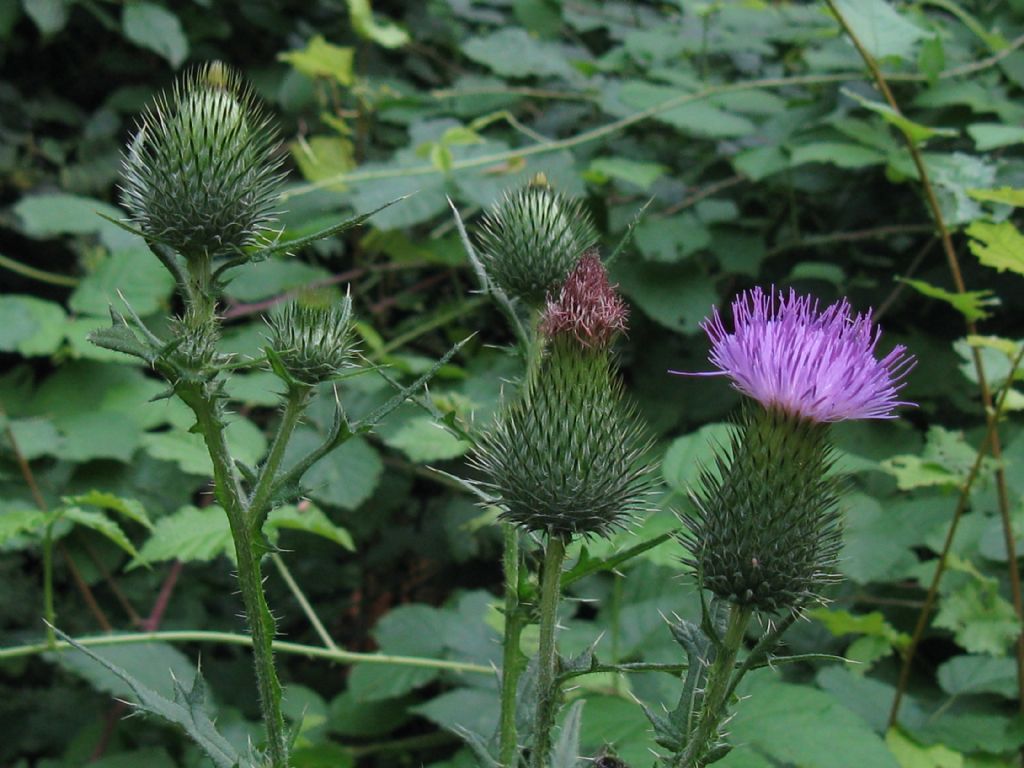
[42,523,56,650]
[531,535,566,768]
[499,524,525,767]
[250,385,313,527]
[676,604,752,768]
[185,388,289,768]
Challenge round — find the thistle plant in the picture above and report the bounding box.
[471,250,653,768]
[85,63,460,768]
[651,287,916,767]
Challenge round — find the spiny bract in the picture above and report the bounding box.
[476,179,597,306]
[680,406,843,613]
[267,297,356,385]
[121,62,284,261]
[472,339,653,538]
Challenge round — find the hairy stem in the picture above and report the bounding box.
[499,524,525,767]
[250,384,313,527]
[531,535,567,768]
[676,604,752,768]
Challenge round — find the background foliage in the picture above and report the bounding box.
[3,0,1024,766]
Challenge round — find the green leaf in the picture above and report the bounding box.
[56,640,197,702]
[881,426,980,491]
[844,89,957,145]
[789,141,886,169]
[885,729,964,768]
[132,505,232,568]
[966,220,1024,276]
[0,508,47,546]
[728,674,899,768]
[578,695,652,767]
[267,504,355,551]
[327,689,413,738]
[937,655,1017,698]
[377,413,471,462]
[6,416,62,460]
[899,277,999,322]
[967,123,1024,151]
[831,0,928,62]
[348,604,448,700]
[967,187,1024,207]
[610,259,717,334]
[615,81,756,139]
[411,688,500,745]
[462,28,576,79]
[586,156,667,190]
[122,3,188,68]
[291,135,356,185]
[279,35,355,86]
[142,417,267,476]
[13,193,140,250]
[347,0,409,48]
[23,0,69,35]
[53,409,144,463]
[662,423,732,492]
[62,507,140,558]
[65,491,152,530]
[290,432,383,511]
[53,630,243,768]
[225,258,331,302]
[69,249,175,317]
[934,575,1021,656]
[0,295,66,356]
[634,214,710,263]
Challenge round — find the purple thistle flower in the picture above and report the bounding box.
[673,287,915,422]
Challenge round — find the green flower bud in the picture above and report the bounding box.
[121,62,283,261]
[477,176,597,306]
[473,337,653,539]
[267,297,356,385]
[681,407,843,613]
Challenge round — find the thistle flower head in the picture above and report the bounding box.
[121,62,284,261]
[267,296,356,385]
[679,287,915,422]
[540,250,628,349]
[477,176,597,306]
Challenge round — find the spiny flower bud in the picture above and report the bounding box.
[472,341,653,538]
[121,62,283,261]
[477,176,597,306]
[681,406,843,612]
[267,297,355,385]
[540,251,628,349]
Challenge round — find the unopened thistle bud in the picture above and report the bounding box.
[267,297,356,385]
[477,176,597,306]
[472,257,651,538]
[121,62,283,261]
[674,288,915,611]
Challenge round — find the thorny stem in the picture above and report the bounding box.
[531,535,567,768]
[675,604,752,768]
[823,0,1024,721]
[249,384,313,527]
[182,385,288,768]
[499,524,525,767]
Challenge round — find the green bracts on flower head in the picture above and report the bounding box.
[681,407,843,613]
[477,175,597,306]
[121,62,283,261]
[473,338,653,538]
[267,296,356,385]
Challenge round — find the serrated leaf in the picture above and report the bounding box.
[0,508,47,546]
[53,629,244,768]
[934,577,1020,656]
[65,491,152,530]
[937,655,1017,699]
[899,278,998,322]
[884,728,963,768]
[831,0,927,62]
[132,505,232,568]
[967,187,1024,208]
[0,295,66,356]
[967,220,1024,276]
[267,504,354,551]
[61,507,139,558]
[844,89,956,145]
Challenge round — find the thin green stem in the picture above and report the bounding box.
[42,523,56,650]
[531,535,567,768]
[250,385,313,527]
[675,604,752,768]
[271,553,338,651]
[0,251,79,286]
[499,524,525,768]
[0,630,491,672]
